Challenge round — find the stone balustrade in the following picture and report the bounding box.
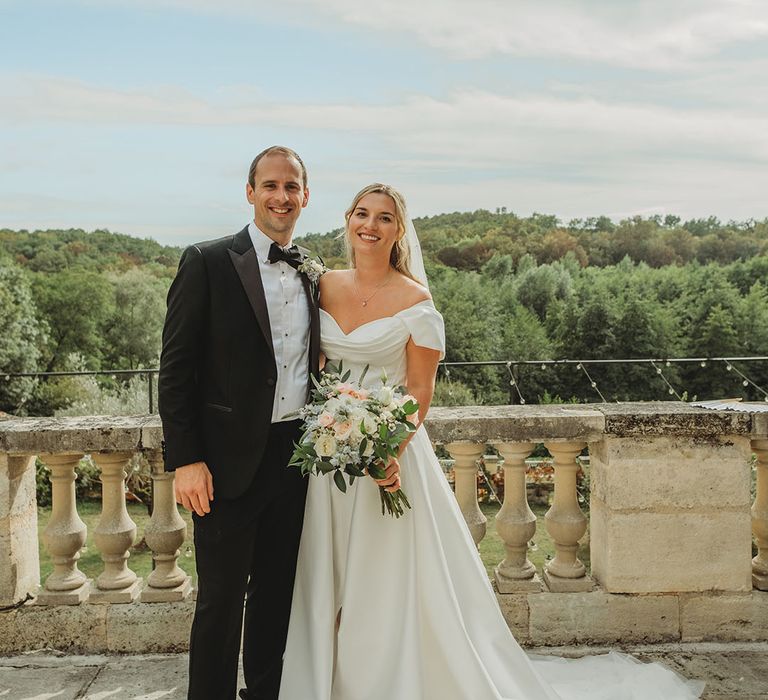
[0,404,766,653]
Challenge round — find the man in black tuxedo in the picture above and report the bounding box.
[159,146,320,700]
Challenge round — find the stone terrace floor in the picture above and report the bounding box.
[1,642,766,699]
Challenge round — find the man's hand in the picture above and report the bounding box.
[174,461,214,516]
[373,457,401,493]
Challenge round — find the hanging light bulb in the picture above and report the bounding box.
[726,364,733,371]
[700,361,707,367]
[668,388,674,395]
[665,360,671,367]
[743,380,749,387]
[656,367,662,374]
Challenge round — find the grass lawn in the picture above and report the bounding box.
[37,499,590,586]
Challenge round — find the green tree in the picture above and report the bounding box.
[0,261,47,413]
[103,268,169,369]
[31,270,115,371]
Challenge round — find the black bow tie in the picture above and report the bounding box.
[267,242,302,269]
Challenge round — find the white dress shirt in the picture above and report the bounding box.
[247,222,311,423]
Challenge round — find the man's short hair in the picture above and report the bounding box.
[248,146,308,189]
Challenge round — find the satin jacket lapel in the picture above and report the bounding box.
[299,272,321,387]
[228,227,275,362]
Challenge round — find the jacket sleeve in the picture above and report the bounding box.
[158,245,208,471]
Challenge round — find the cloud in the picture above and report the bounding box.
[3,76,766,170]
[309,0,768,67]
[87,0,768,68]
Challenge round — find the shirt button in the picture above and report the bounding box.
[284,333,288,337]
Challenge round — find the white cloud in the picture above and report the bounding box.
[3,76,766,169]
[89,0,768,68]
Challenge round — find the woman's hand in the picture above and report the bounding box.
[373,456,401,493]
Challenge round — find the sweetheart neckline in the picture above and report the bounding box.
[319,299,433,337]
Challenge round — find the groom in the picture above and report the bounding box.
[158,146,320,699]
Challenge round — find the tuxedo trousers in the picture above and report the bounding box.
[188,419,307,700]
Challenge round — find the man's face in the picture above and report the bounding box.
[246,154,309,241]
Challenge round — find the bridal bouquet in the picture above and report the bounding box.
[288,362,419,517]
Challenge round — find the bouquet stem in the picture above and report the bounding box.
[379,486,412,518]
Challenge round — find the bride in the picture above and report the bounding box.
[278,184,704,700]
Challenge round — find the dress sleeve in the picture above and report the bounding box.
[399,301,446,360]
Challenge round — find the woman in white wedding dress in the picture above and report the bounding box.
[279,184,704,700]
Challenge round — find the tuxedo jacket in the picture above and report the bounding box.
[158,226,321,499]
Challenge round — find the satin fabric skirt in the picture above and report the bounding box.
[279,428,704,700]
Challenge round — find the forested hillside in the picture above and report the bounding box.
[2,213,767,415]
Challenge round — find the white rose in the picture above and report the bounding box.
[348,424,364,446]
[376,386,395,405]
[324,397,342,414]
[314,434,337,458]
[362,412,378,435]
[362,441,375,457]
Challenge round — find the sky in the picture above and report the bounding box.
[2,0,768,246]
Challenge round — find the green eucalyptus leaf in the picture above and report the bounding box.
[333,470,347,493]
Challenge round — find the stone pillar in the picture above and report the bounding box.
[493,442,540,592]
[445,442,486,545]
[90,452,142,603]
[141,450,192,602]
[0,454,40,606]
[590,434,752,593]
[752,439,768,591]
[37,453,90,605]
[542,441,593,592]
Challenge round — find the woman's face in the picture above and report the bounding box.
[347,192,401,261]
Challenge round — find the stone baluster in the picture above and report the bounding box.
[542,441,593,592]
[37,453,90,605]
[141,450,192,602]
[446,442,486,545]
[752,439,768,591]
[90,451,142,602]
[493,442,540,592]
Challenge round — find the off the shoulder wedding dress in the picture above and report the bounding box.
[279,300,704,700]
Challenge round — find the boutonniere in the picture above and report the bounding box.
[297,257,328,284]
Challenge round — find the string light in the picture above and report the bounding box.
[722,360,768,400]
[576,363,607,402]
[649,360,684,401]
[506,362,526,404]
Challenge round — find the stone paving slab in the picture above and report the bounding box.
[0,643,766,699]
[0,659,100,699]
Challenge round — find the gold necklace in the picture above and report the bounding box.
[353,270,392,307]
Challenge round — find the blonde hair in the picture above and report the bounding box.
[343,183,420,283]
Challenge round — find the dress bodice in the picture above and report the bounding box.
[320,299,446,389]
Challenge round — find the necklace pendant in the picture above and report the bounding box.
[362,300,367,307]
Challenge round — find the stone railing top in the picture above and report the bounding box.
[0,403,764,455]
[0,415,162,455]
[425,402,756,443]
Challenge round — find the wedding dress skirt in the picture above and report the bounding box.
[279,301,704,700]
